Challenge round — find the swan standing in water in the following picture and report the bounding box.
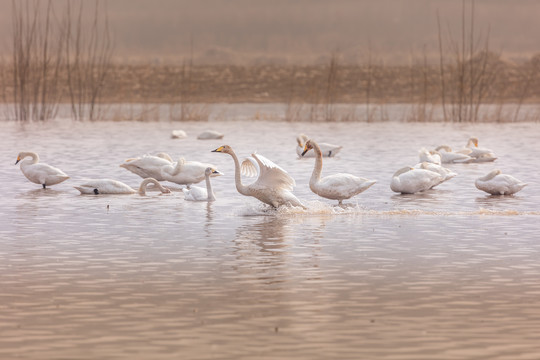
[15,151,69,188]
[296,134,342,158]
[212,145,305,208]
[302,139,376,205]
[390,166,444,194]
[475,169,527,195]
[182,167,221,201]
[75,177,171,195]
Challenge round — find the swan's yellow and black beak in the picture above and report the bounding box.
[212,146,224,153]
[211,169,224,176]
[15,156,21,165]
[301,145,309,156]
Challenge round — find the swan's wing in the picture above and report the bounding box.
[241,157,259,177]
[251,153,296,190]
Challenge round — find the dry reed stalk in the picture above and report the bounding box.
[65,0,114,121]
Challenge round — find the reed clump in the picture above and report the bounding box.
[4,0,540,122]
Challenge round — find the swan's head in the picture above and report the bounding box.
[301,139,315,156]
[467,137,479,147]
[296,134,308,147]
[205,167,223,177]
[15,151,34,165]
[212,145,233,154]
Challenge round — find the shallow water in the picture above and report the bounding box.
[1,116,540,359]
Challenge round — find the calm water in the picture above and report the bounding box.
[1,113,540,359]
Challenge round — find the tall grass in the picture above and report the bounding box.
[65,0,114,121]
[9,0,113,122]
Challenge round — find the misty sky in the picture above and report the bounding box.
[1,0,539,64]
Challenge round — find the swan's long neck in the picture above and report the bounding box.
[138,178,167,195]
[21,152,39,165]
[205,173,216,201]
[478,169,501,182]
[310,142,323,183]
[228,150,249,196]
[164,159,184,176]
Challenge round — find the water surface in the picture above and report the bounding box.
[1,116,539,359]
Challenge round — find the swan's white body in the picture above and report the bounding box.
[120,153,174,181]
[296,134,342,158]
[120,153,221,186]
[171,130,187,139]
[75,178,171,195]
[475,169,527,195]
[198,130,224,140]
[302,139,376,204]
[390,167,444,194]
[458,137,497,162]
[418,148,442,165]
[163,159,222,186]
[435,145,473,164]
[212,145,305,208]
[15,151,69,188]
[414,162,457,187]
[182,167,219,201]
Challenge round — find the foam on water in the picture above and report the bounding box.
[238,201,540,217]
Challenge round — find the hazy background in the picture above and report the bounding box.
[0,0,539,64]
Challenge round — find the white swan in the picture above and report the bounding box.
[414,162,457,187]
[418,147,442,165]
[301,139,376,204]
[74,177,171,195]
[458,137,497,162]
[296,134,342,158]
[162,158,222,187]
[475,169,527,195]
[198,130,224,140]
[15,151,69,188]
[120,153,174,181]
[182,167,220,201]
[212,145,305,208]
[171,130,187,139]
[435,145,473,164]
[390,166,444,194]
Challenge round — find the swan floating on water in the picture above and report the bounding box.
[390,166,444,194]
[182,167,221,201]
[121,153,221,187]
[475,169,527,195]
[435,145,473,164]
[74,177,171,195]
[302,139,376,205]
[458,137,497,162]
[296,134,342,158]
[414,162,457,187]
[120,153,174,181]
[418,148,442,165]
[162,158,222,187]
[15,151,69,189]
[198,130,224,140]
[171,130,187,139]
[212,145,305,208]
